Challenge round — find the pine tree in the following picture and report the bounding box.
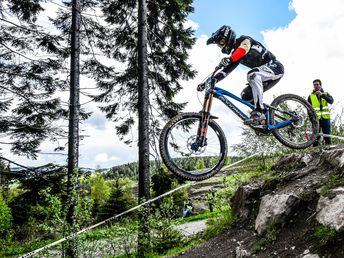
[0,0,68,159]
[83,0,196,145]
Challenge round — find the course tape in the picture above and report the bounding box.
[20,154,257,257]
[19,183,191,258]
[319,133,344,141]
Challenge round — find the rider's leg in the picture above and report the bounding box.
[247,69,264,111]
[244,64,283,125]
[248,64,283,106]
[241,78,282,104]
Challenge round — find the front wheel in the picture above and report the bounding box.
[270,94,319,149]
[159,112,228,181]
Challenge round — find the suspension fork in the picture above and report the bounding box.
[195,91,214,148]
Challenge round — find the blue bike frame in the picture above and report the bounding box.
[210,86,293,130]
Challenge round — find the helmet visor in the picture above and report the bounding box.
[217,38,226,49]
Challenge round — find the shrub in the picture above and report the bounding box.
[0,195,13,242]
[97,178,137,221]
[149,198,185,254]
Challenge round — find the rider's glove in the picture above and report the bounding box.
[197,82,205,91]
[219,57,231,67]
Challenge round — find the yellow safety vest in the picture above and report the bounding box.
[309,93,330,119]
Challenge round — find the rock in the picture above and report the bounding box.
[302,254,320,258]
[192,201,208,213]
[235,245,251,258]
[255,193,300,234]
[320,148,344,168]
[231,184,261,223]
[316,187,344,232]
[271,153,312,172]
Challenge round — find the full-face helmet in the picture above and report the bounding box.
[206,25,236,54]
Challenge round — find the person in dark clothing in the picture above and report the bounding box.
[307,79,334,146]
[200,25,284,126]
[207,189,216,212]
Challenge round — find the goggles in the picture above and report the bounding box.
[217,38,226,49]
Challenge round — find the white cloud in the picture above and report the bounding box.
[184,19,199,31]
[262,0,344,110]
[94,153,119,163]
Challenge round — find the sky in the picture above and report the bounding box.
[5,0,344,169]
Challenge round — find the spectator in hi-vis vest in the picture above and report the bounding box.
[307,79,334,146]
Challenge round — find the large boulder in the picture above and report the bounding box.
[316,187,344,232]
[319,148,344,168]
[231,184,262,224]
[255,193,300,234]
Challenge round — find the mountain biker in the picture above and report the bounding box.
[200,25,284,125]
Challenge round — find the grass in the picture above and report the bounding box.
[204,206,237,240]
[313,226,337,246]
[320,175,340,195]
[176,210,218,224]
[0,239,56,256]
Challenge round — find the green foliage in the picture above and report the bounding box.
[151,168,187,212]
[149,197,185,254]
[0,195,13,243]
[97,178,137,221]
[76,196,95,228]
[87,172,111,214]
[205,206,237,240]
[313,225,337,246]
[13,189,64,241]
[320,175,340,195]
[195,159,206,169]
[77,218,138,257]
[0,239,55,257]
[8,171,65,233]
[223,156,232,166]
[177,210,217,223]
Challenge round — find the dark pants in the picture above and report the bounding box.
[313,118,331,146]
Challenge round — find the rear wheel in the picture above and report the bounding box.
[159,112,227,181]
[270,94,319,149]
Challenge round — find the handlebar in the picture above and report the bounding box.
[212,66,222,77]
[197,65,223,92]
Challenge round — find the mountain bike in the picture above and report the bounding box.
[159,67,319,181]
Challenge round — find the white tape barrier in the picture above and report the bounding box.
[20,155,257,257]
[19,183,191,258]
[319,133,344,141]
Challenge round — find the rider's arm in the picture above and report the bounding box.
[214,62,240,82]
[321,92,334,104]
[230,38,251,62]
[214,39,251,82]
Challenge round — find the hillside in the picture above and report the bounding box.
[174,145,344,258]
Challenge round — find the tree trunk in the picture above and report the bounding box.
[65,0,81,256]
[137,0,151,256]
